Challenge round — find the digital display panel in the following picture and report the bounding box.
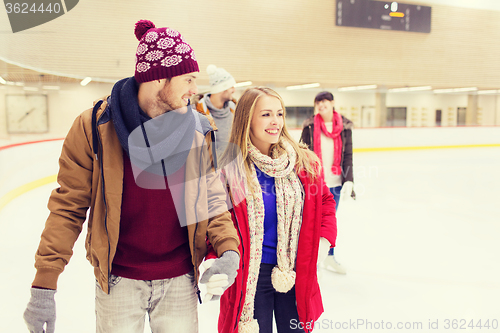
[336,0,431,33]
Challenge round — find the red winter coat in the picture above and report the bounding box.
[217,169,337,333]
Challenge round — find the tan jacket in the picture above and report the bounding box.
[32,98,239,293]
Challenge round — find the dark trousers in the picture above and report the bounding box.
[254,263,302,333]
[328,186,342,256]
[329,186,341,211]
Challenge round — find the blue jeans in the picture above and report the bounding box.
[95,271,198,333]
[254,263,302,333]
[328,186,342,256]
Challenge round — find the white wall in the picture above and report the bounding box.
[478,94,500,126]
[0,86,6,139]
[1,83,499,142]
[497,95,500,125]
[289,126,500,149]
[279,89,499,129]
[281,91,499,128]
[0,82,114,140]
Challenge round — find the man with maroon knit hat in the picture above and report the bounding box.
[23,20,240,333]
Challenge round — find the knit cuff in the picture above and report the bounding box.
[32,267,62,290]
[30,287,56,306]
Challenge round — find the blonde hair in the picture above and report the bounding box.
[220,87,320,192]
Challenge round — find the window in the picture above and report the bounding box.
[386,107,407,127]
[285,106,314,128]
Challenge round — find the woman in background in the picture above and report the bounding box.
[217,87,337,333]
[300,91,355,274]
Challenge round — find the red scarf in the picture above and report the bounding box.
[313,111,343,177]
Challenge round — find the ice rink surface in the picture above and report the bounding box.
[1,140,499,332]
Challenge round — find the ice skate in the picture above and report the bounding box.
[323,255,346,274]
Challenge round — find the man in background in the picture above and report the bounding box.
[194,64,236,161]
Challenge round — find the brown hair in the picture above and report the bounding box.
[314,91,334,103]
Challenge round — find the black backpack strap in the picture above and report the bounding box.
[211,130,218,171]
[91,100,104,160]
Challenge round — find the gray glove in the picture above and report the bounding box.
[199,250,239,301]
[23,288,56,333]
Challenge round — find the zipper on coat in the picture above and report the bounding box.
[219,176,246,332]
[193,132,206,304]
[232,209,245,332]
[194,274,201,304]
[226,183,247,333]
[95,113,111,294]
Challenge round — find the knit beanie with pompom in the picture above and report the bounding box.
[134,20,199,83]
[206,64,236,94]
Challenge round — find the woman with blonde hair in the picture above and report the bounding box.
[216,87,337,333]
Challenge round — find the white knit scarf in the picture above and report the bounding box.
[238,139,304,333]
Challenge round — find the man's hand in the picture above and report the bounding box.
[24,288,56,333]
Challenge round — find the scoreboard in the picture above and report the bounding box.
[336,0,432,33]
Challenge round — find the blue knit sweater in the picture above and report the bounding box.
[256,166,278,265]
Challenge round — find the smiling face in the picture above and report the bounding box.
[158,72,199,112]
[249,94,284,156]
[315,98,335,121]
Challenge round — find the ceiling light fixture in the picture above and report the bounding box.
[433,88,454,94]
[453,87,477,92]
[234,81,252,88]
[477,90,500,95]
[338,84,377,92]
[434,87,477,94]
[80,77,92,86]
[286,83,320,90]
[0,76,6,84]
[42,85,60,90]
[388,86,432,92]
[23,86,39,91]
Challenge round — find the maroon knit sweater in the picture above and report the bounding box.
[110,152,193,280]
